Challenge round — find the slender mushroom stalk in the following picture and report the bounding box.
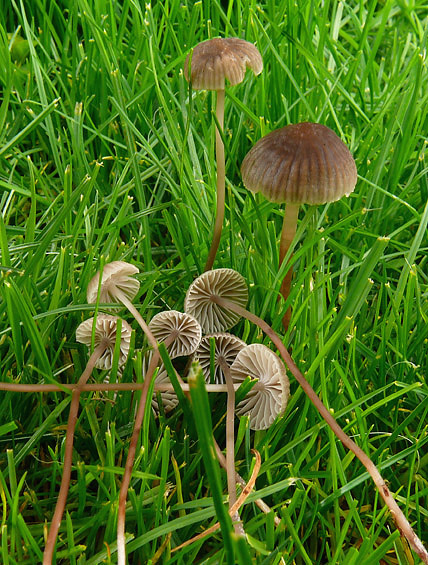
[241,122,357,330]
[185,269,428,563]
[196,333,247,533]
[184,38,262,271]
[117,310,203,563]
[86,261,159,564]
[43,315,132,565]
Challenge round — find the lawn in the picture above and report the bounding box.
[0,1,427,563]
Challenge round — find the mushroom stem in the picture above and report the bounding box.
[117,349,160,565]
[43,342,107,565]
[114,288,158,349]
[204,88,225,272]
[220,362,244,535]
[278,202,300,331]
[212,295,428,563]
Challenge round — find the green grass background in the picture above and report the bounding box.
[0,0,427,563]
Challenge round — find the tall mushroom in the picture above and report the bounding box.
[241,122,357,329]
[184,38,263,271]
[43,315,132,565]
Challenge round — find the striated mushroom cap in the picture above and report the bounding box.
[184,37,263,91]
[87,261,140,304]
[148,310,202,359]
[184,269,248,333]
[241,122,357,205]
[231,344,290,430]
[76,314,132,370]
[196,332,246,384]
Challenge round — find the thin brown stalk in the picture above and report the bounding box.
[212,295,428,563]
[278,202,300,331]
[0,382,240,393]
[43,342,107,565]
[117,349,160,565]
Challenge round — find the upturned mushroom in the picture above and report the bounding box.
[196,332,245,384]
[87,260,157,349]
[230,343,290,430]
[241,122,357,329]
[148,310,202,358]
[184,37,262,271]
[184,267,248,333]
[43,315,132,565]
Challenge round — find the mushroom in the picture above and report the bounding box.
[87,261,157,349]
[185,270,428,562]
[230,343,290,430]
[184,37,263,271]
[241,122,357,329]
[76,314,132,369]
[196,332,245,384]
[44,315,132,564]
[148,310,202,359]
[184,268,248,333]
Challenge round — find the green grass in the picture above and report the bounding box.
[1,0,427,562]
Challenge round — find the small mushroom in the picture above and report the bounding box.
[196,332,246,384]
[184,268,248,333]
[148,310,202,358]
[184,38,262,271]
[230,343,290,430]
[87,261,157,348]
[44,315,132,564]
[241,122,357,329]
[76,314,132,370]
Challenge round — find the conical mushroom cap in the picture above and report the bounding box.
[87,261,140,304]
[231,344,290,430]
[148,310,202,358]
[184,37,263,91]
[184,269,248,333]
[241,122,357,205]
[196,333,246,384]
[76,314,132,370]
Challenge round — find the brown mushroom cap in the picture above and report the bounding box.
[87,261,140,304]
[230,344,290,430]
[148,310,202,358]
[76,314,132,370]
[184,37,263,91]
[184,269,249,333]
[196,333,246,384]
[241,122,357,205]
